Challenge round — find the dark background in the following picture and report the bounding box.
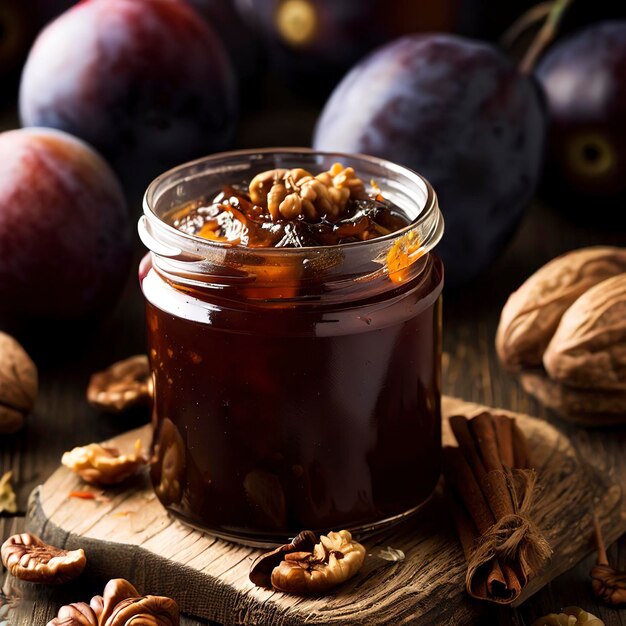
[1,0,626,624]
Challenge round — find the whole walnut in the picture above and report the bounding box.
[543,273,626,391]
[0,332,38,433]
[496,247,626,371]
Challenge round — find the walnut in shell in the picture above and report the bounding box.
[62,440,146,485]
[0,331,38,434]
[496,247,626,372]
[543,273,626,391]
[87,355,152,413]
[252,530,365,595]
[1,533,86,584]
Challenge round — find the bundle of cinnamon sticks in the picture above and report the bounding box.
[443,411,551,604]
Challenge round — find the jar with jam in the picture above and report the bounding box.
[138,149,444,546]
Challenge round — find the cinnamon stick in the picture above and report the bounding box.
[443,412,551,605]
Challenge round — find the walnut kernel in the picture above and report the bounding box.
[62,440,146,485]
[87,355,152,413]
[1,533,86,584]
[251,529,365,594]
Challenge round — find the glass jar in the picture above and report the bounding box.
[139,149,444,546]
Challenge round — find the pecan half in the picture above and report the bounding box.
[103,596,179,625]
[87,355,152,413]
[1,533,86,584]
[47,602,99,626]
[48,578,180,626]
[62,440,146,485]
[543,273,626,391]
[251,530,365,594]
[496,246,626,371]
[0,331,38,434]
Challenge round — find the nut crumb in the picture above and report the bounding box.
[372,546,405,562]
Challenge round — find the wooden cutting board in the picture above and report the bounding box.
[26,397,624,626]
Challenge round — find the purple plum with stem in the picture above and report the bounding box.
[314,34,546,285]
[536,21,626,220]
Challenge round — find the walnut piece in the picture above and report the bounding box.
[48,578,179,626]
[0,331,38,434]
[531,606,605,626]
[496,247,626,372]
[0,471,17,514]
[62,440,146,485]
[248,163,367,223]
[1,533,86,584]
[251,530,365,594]
[543,273,626,391]
[87,355,152,413]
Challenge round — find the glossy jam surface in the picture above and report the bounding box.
[164,164,410,248]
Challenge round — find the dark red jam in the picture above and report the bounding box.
[144,162,443,545]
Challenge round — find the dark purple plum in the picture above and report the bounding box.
[19,0,237,197]
[237,0,464,97]
[0,128,131,323]
[314,34,546,285]
[536,21,626,220]
[184,0,262,90]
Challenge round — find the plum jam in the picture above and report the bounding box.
[139,150,444,546]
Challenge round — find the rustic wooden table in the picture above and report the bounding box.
[1,101,625,625]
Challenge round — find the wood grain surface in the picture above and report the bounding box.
[1,95,626,625]
[17,398,624,626]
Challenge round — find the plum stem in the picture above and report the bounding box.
[519,0,574,74]
[500,2,552,50]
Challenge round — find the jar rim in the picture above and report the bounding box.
[140,147,443,261]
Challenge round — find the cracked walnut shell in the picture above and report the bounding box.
[252,529,365,594]
[543,273,626,391]
[87,355,152,413]
[1,533,86,584]
[0,331,38,434]
[496,246,626,372]
[62,440,146,485]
